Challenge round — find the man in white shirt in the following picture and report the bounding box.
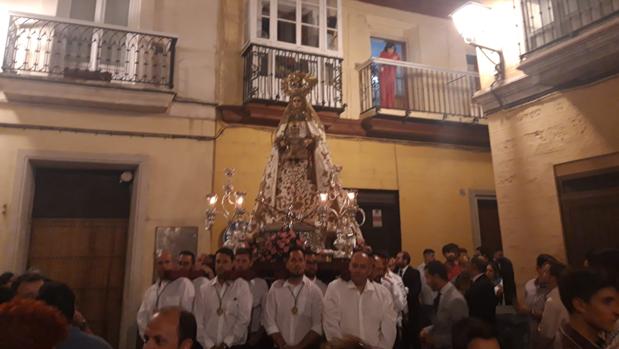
[372,252,407,325]
[263,246,323,349]
[538,261,568,349]
[417,249,437,313]
[194,247,253,349]
[137,250,195,339]
[304,251,327,295]
[323,251,397,349]
[234,247,269,347]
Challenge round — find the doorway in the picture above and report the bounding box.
[370,37,409,110]
[356,189,402,256]
[28,167,133,347]
[555,154,619,266]
[470,191,503,254]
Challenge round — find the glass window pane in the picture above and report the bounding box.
[258,0,270,38]
[104,0,130,26]
[301,25,319,47]
[278,0,296,21]
[261,0,270,15]
[69,0,97,21]
[327,8,337,29]
[278,21,296,43]
[258,17,270,38]
[302,4,319,25]
[327,30,338,50]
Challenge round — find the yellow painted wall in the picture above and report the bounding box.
[488,75,619,289]
[211,124,495,266]
[217,0,471,119]
[0,102,215,349]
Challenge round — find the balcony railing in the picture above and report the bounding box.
[1,12,177,89]
[522,0,619,53]
[242,43,344,110]
[357,57,483,121]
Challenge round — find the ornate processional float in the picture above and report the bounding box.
[205,72,365,262]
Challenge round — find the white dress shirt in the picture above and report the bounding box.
[194,277,253,348]
[539,287,569,345]
[417,263,437,306]
[136,277,195,337]
[380,271,408,324]
[248,277,269,333]
[263,277,323,346]
[323,278,397,349]
[307,275,328,295]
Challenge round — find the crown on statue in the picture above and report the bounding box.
[282,71,318,98]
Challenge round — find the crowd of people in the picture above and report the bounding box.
[0,243,617,349]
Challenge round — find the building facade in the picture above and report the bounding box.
[473,0,619,289]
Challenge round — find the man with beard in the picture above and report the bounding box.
[373,252,407,348]
[263,247,323,349]
[194,247,252,349]
[323,251,396,349]
[137,250,195,339]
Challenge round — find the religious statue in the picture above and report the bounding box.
[250,72,363,254]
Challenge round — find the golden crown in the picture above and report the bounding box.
[282,71,318,97]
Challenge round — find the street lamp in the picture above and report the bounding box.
[451,1,505,81]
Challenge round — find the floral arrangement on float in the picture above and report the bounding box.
[252,226,305,263]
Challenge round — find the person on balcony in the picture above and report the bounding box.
[379,42,400,109]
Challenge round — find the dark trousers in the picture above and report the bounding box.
[403,310,422,349]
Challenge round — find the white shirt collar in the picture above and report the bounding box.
[346,279,375,293]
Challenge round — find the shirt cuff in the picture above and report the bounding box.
[311,323,323,336]
[223,335,235,347]
[265,325,281,336]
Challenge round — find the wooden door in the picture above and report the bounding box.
[28,168,132,347]
[477,198,503,254]
[557,168,619,266]
[356,190,402,256]
[28,218,128,346]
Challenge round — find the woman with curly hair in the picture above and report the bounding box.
[0,298,68,349]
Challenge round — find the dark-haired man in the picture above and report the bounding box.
[178,251,196,272]
[38,281,112,349]
[138,250,195,338]
[396,250,422,349]
[518,254,557,348]
[264,247,323,349]
[442,244,462,282]
[324,251,396,349]
[452,318,500,349]
[465,256,497,324]
[420,261,468,349]
[557,269,618,349]
[305,251,327,295]
[12,272,46,299]
[144,307,198,349]
[234,247,268,347]
[538,261,568,348]
[194,247,252,349]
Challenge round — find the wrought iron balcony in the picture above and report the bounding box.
[522,0,619,53]
[1,12,177,89]
[357,57,483,122]
[242,43,344,111]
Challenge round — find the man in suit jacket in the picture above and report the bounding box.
[420,261,469,349]
[465,256,497,324]
[396,251,422,349]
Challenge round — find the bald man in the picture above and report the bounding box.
[144,307,197,349]
[138,251,195,338]
[323,251,397,349]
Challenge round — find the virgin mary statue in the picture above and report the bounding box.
[251,72,363,249]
